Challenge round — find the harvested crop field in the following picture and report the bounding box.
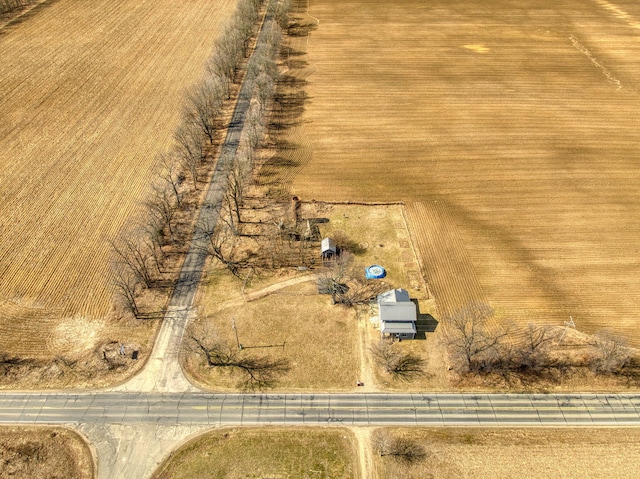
[372,427,640,479]
[272,0,640,344]
[0,0,235,355]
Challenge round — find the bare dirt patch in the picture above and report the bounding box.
[0,426,93,479]
[151,427,360,479]
[0,309,155,389]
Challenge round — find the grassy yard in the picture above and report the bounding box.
[186,202,446,391]
[187,277,360,391]
[152,427,359,479]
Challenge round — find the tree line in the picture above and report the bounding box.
[440,302,639,387]
[110,0,291,319]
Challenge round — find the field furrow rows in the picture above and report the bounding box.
[0,0,236,355]
[405,202,486,321]
[283,0,640,345]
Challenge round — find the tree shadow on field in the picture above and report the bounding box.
[279,48,309,70]
[268,136,301,151]
[256,155,304,188]
[271,81,308,132]
[287,19,318,38]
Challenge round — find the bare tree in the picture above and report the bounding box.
[186,321,289,390]
[590,331,633,374]
[184,77,224,145]
[222,161,248,233]
[205,50,233,98]
[512,323,559,371]
[246,101,264,151]
[254,71,275,111]
[317,253,387,306]
[274,0,292,30]
[440,302,508,373]
[145,181,178,242]
[109,230,154,288]
[217,22,244,83]
[156,151,184,207]
[174,122,204,189]
[333,275,388,307]
[370,340,424,380]
[140,216,166,274]
[110,263,142,318]
[196,215,244,277]
[373,431,427,463]
[235,0,260,55]
[249,44,278,81]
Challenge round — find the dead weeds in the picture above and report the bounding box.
[0,426,93,479]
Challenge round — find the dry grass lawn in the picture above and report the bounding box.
[151,427,359,479]
[0,0,236,364]
[268,0,640,346]
[371,427,640,479]
[304,203,447,390]
[0,426,93,479]
[301,202,427,299]
[187,202,452,391]
[187,274,360,391]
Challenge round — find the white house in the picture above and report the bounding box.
[377,288,417,340]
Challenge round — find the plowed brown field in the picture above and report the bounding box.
[276,0,640,344]
[0,0,236,356]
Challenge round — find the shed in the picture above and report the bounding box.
[377,288,417,339]
[321,237,337,261]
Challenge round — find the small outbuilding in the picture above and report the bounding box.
[377,288,417,340]
[320,237,337,261]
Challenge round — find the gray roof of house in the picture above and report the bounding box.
[381,321,417,334]
[379,301,417,322]
[377,289,417,322]
[377,288,411,304]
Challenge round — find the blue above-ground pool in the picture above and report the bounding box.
[365,265,386,279]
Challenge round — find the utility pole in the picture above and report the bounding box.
[231,318,242,350]
[558,316,576,344]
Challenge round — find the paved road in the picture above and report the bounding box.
[2,392,639,427]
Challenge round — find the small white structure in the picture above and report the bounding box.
[377,288,417,340]
[320,237,337,261]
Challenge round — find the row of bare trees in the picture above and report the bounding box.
[110,0,291,318]
[440,302,638,386]
[192,9,289,279]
